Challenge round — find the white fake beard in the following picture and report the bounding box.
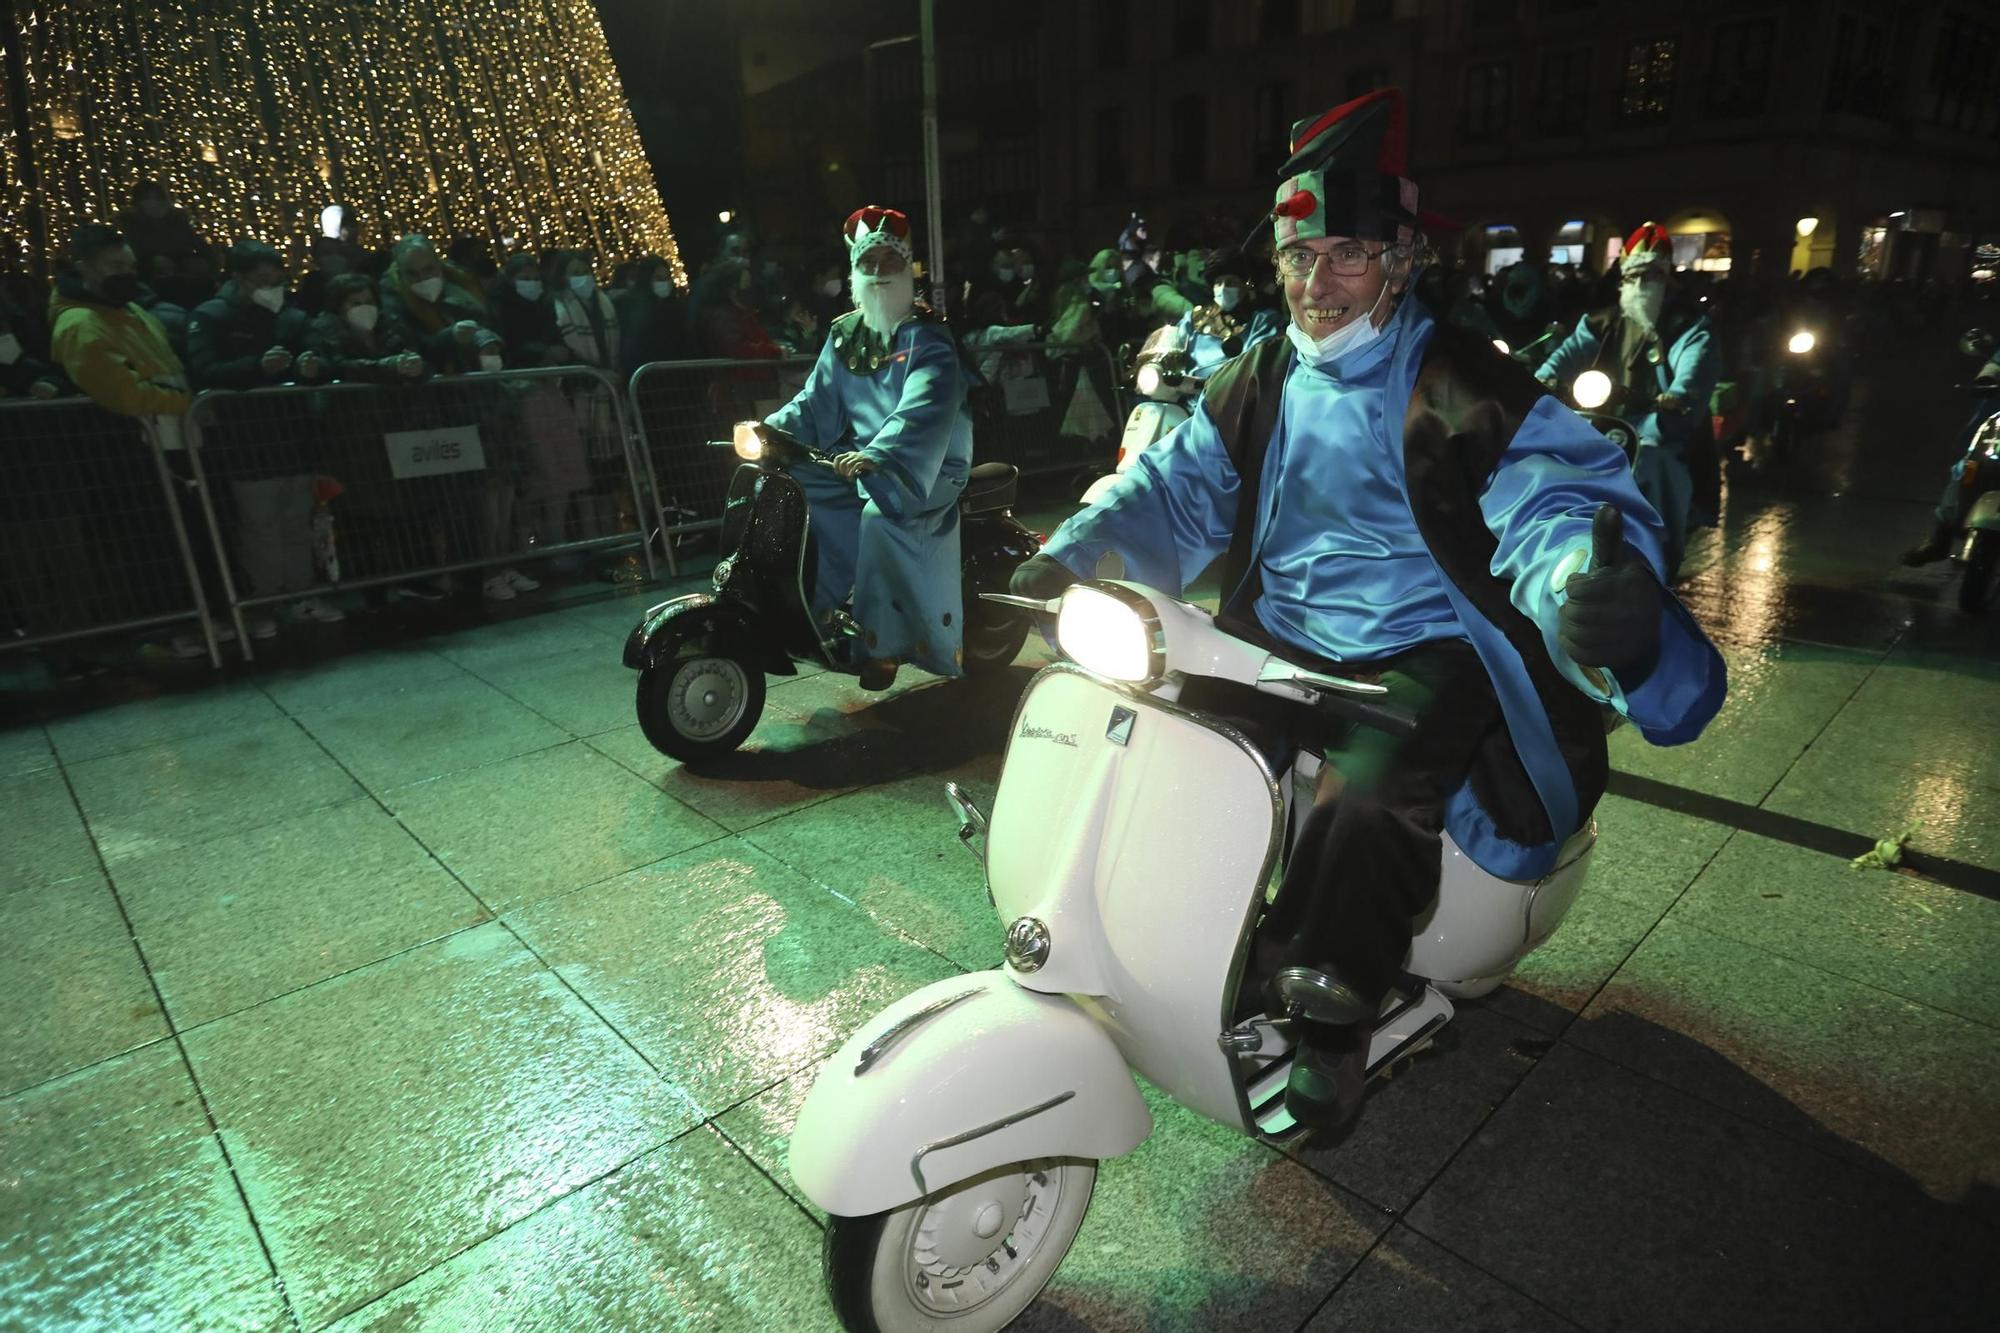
[1620,280,1664,332]
[854,268,916,338]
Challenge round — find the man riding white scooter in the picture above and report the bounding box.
[1011,88,1725,1134]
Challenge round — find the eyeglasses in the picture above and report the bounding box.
[1276,243,1387,279]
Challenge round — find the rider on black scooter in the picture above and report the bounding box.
[1901,331,2000,567]
[1011,88,1726,1135]
[764,205,974,691]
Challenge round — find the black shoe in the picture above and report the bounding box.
[1901,523,1954,567]
[1285,1027,1368,1134]
[858,659,898,691]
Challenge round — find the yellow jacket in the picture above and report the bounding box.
[48,279,192,418]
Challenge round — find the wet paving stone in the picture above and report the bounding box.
[292,675,572,792]
[1304,1224,1583,1332]
[0,1043,288,1331]
[43,683,288,765]
[1407,1043,1999,1331]
[328,1128,824,1332]
[1572,916,2000,1201]
[0,723,54,776]
[0,869,165,1098]
[0,766,101,891]
[507,837,961,1117]
[182,923,698,1328]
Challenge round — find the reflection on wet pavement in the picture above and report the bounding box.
[3,322,1998,1330]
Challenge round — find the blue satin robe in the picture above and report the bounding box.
[766,318,975,677]
[1045,294,1725,878]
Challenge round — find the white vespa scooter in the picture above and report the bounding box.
[788,577,1597,1331]
[1080,324,1202,505]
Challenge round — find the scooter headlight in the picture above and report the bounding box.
[1055,583,1165,685]
[1788,329,1816,355]
[732,420,764,460]
[1571,369,1613,410]
[1135,362,1163,398]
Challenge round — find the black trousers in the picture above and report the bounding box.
[1207,638,1526,1017]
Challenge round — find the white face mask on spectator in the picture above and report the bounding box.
[569,274,597,299]
[514,278,544,302]
[0,333,21,365]
[995,266,1017,283]
[345,304,380,333]
[651,279,673,299]
[1215,283,1243,312]
[478,350,504,372]
[250,285,285,313]
[1020,263,1035,280]
[820,277,843,298]
[411,275,445,302]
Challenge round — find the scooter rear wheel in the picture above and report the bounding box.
[635,645,765,761]
[823,1157,1096,1332]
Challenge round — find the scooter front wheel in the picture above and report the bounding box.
[635,645,765,761]
[824,1157,1096,1332]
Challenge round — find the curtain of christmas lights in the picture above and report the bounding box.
[1,0,683,282]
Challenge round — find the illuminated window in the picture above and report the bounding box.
[1616,35,1677,126]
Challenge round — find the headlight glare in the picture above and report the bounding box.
[1788,330,1816,355]
[1571,369,1612,410]
[733,421,764,460]
[1135,363,1163,397]
[1056,585,1160,683]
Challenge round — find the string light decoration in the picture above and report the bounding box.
[3,0,684,284]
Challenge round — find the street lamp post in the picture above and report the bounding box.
[920,0,945,316]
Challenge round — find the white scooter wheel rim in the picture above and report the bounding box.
[876,1158,1092,1325]
[667,656,750,741]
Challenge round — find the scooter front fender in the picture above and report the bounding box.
[1966,489,2000,532]
[622,591,791,674]
[787,971,1153,1217]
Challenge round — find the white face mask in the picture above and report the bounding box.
[995,266,1017,283]
[853,265,917,338]
[820,277,843,298]
[1019,263,1035,280]
[514,278,544,302]
[569,273,597,299]
[250,285,286,313]
[1286,278,1394,369]
[651,279,673,299]
[478,351,504,372]
[0,333,21,365]
[345,304,380,333]
[1214,284,1242,312]
[411,275,445,302]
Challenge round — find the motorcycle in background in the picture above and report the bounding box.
[1944,329,2000,613]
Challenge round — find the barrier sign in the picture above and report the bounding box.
[385,425,485,479]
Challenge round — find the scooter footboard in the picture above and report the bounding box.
[788,972,1153,1217]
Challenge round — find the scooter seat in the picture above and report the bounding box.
[960,462,1019,515]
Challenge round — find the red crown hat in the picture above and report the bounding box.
[1620,221,1673,274]
[844,206,913,263]
[1270,88,1418,246]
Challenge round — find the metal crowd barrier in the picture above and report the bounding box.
[0,399,226,667]
[184,365,659,661]
[626,354,814,557]
[624,338,1127,544]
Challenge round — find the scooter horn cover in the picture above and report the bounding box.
[1271,88,1418,246]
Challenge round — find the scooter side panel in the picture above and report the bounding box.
[787,972,1153,1217]
[1405,824,1596,986]
[989,668,1279,1129]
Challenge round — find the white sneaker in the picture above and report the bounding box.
[246,615,278,640]
[289,597,346,624]
[482,574,516,601]
[501,568,540,592]
[171,631,209,659]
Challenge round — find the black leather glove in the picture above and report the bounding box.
[1559,506,1663,674]
[1010,552,1079,601]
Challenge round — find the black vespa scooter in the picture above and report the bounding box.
[622,421,1042,761]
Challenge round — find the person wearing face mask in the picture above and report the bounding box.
[1174,250,1282,373]
[548,250,621,371]
[612,255,691,372]
[1535,224,1719,579]
[762,205,976,690]
[49,225,190,419]
[1013,91,1724,1134]
[492,254,565,367]
[380,234,503,375]
[184,241,345,626]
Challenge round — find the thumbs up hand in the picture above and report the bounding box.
[1559,505,1663,672]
